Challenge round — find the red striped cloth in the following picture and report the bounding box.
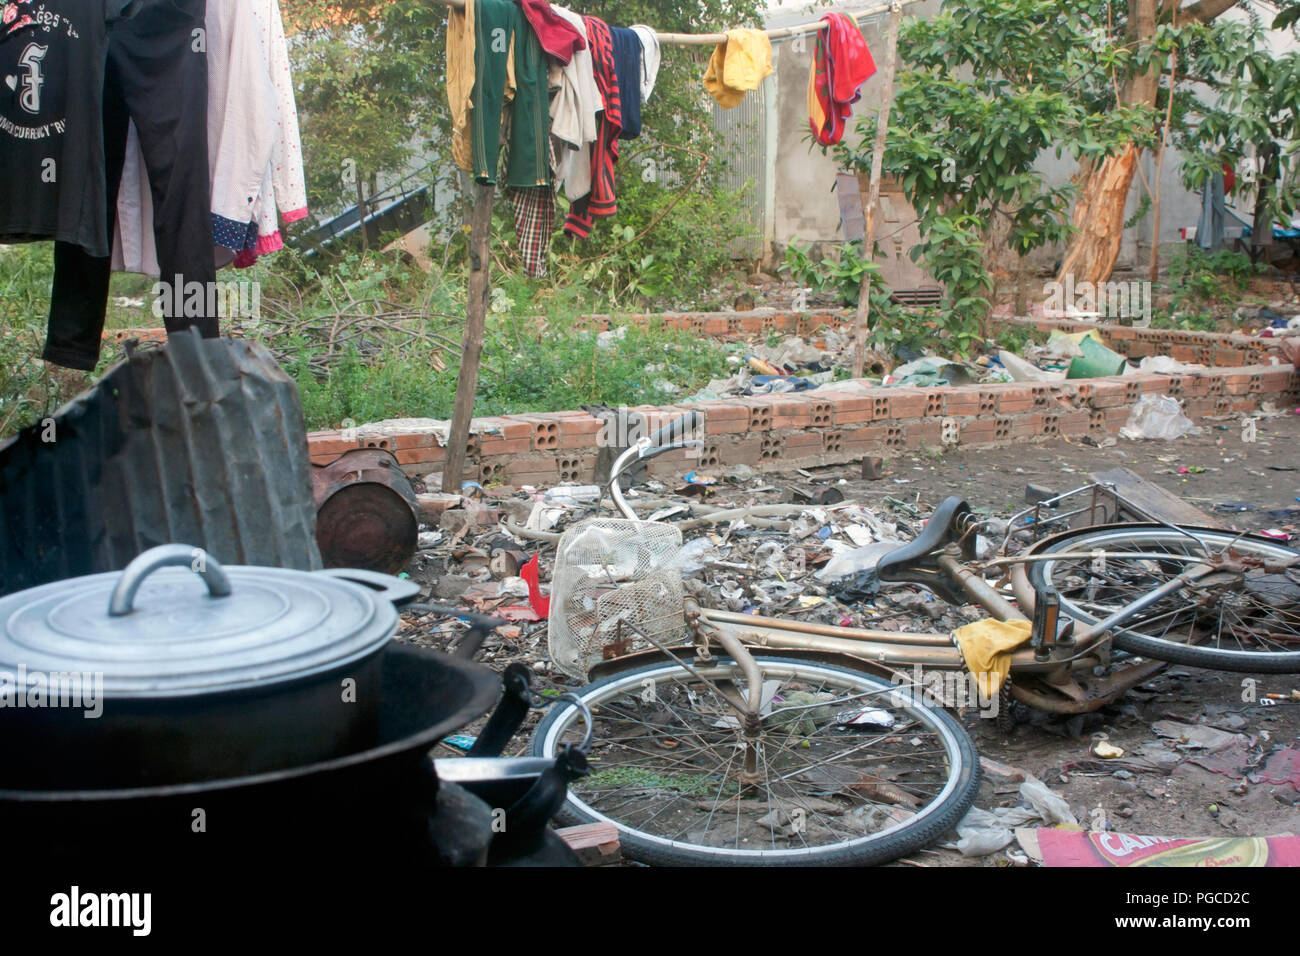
[564,15,622,240]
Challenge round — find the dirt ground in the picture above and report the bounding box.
[398,410,1300,866]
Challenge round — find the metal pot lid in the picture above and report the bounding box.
[0,545,403,697]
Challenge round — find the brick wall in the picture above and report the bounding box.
[309,352,1300,486]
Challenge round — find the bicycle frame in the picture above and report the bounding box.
[594,419,1201,716]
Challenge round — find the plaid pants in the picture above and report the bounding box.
[509,186,554,278]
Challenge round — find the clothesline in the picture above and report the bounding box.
[426,0,923,46]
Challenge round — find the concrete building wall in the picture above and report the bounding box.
[766,2,946,255]
[752,1,1299,276]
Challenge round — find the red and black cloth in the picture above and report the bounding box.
[564,15,621,240]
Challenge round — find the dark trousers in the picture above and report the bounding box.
[44,0,216,371]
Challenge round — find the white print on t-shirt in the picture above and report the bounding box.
[16,41,45,113]
[27,3,79,39]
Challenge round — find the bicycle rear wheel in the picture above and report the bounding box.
[532,655,980,866]
[1026,525,1300,673]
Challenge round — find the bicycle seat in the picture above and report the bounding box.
[876,496,977,605]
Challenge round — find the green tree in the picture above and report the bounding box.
[283,0,451,242]
[832,0,1152,348]
[1176,14,1300,255]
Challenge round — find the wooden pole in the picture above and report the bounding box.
[442,182,495,494]
[851,1,901,380]
[1148,12,1176,283]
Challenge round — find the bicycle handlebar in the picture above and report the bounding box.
[648,411,702,448]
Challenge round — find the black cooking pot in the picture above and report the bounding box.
[1,643,504,869]
[0,544,423,789]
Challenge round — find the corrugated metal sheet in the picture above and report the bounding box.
[712,81,768,257]
[0,330,321,596]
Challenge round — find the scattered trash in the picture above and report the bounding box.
[1151,719,1246,752]
[1018,829,1300,867]
[1119,395,1202,441]
[1093,740,1125,759]
[1067,336,1126,379]
[815,541,901,582]
[543,484,603,506]
[950,774,1077,856]
[834,707,895,728]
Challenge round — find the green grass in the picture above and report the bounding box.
[1,242,734,438]
[582,765,739,797]
[0,244,159,435]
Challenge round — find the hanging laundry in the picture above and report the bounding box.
[629,25,661,102]
[237,0,309,264]
[609,27,644,140]
[447,0,476,173]
[808,13,876,147]
[36,0,218,372]
[703,28,772,109]
[509,185,554,278]
[518,0,585,65]
[548,4,599,201]
[0,1,136,258]
[471,0,549,188]
[114,0,309,276]
[563,16,621,239]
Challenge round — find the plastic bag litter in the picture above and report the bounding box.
[950,775,1077,856]
[1139,355,1204,374]
[1119,394,1202,441]
[815,541,900,582]
[680,537,728,573]
[1020,775,1078,826]
[543,484,602,505]
[998,349,1066,383]
[885,357,973,387]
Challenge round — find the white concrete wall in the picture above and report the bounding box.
[757,0,1300,273]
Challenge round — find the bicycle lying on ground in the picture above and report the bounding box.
[528,412,1300,865]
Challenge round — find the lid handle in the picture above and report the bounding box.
[109,544,233,617]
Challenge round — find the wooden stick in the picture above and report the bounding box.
[442,182,494,494]
[1149,9,1177,282]
[851,1,902,380]
[421,0,925,45]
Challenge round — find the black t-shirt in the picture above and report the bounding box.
[0,0,138,256]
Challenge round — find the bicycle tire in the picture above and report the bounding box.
[1026,525,1300,673]
[532,656,980,866]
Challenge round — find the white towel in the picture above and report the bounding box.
[630,24,661,102]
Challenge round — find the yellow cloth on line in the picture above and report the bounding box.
[447,0,476,173]
[953,618,1032,699]
[704,28,773,109]
[447,0,516,173]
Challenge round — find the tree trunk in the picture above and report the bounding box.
[1057,143,1141,285]
[1250,142,1279,261]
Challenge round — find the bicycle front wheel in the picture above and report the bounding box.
[532,655,980,866]
[1026,525,1300,673]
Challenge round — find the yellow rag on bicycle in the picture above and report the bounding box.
[954,619,1032,699]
